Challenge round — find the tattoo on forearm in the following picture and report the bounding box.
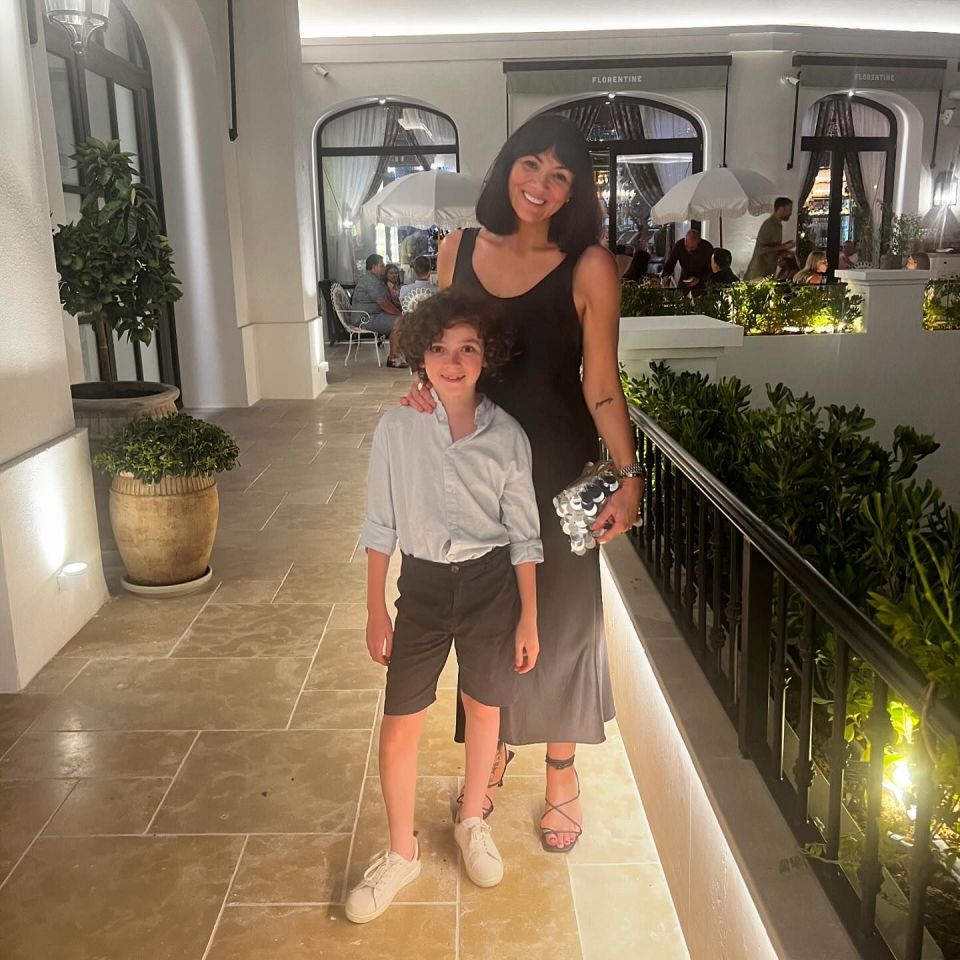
[594,397,613,411]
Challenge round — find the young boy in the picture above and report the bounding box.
[346,287,541,924]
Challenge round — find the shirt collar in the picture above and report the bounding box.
[430,388,494,433]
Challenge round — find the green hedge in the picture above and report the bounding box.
[923,277,960,331]
[623,362,960,933]
[621,277,863,335]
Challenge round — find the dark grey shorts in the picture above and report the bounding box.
[383,546,521,716]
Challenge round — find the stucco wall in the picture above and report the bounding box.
[300,29,960,281]
[0,0,107,691]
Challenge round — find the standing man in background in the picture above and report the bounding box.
[745,197,795,280]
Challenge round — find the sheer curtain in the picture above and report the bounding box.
[322,108,389,281]
[798,101,827,208]
[639,105,695,197]
[406,107,455,148]
[851,102,889,237]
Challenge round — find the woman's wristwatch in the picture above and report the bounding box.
[617,462,647,480]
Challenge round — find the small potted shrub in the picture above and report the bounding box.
[93,414,239,594]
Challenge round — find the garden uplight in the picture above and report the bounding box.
[57,561,88,591]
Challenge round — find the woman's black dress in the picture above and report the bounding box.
[452,229,615,745]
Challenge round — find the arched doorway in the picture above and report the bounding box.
[544,96,704,260]
[44,0,178,387]
[316,100,460,287]
[798,95,897,271]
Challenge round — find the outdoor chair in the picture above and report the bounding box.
[330,282,383,366]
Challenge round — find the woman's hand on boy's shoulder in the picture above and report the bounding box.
[514,617,539,675]
[399,380,436,413]
[366,609,394,666]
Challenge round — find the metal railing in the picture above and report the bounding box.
[626,404,960,960]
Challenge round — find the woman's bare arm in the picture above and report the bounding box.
[574,245,643,542]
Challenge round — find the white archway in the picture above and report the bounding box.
[122,0,251,407]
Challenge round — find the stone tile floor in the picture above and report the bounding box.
[0,346,689,960]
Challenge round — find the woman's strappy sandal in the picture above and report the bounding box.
[540,754,582,854]
[455,742,516,821]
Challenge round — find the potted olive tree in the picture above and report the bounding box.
[53,137,183,422]
[54,138,184,550]
[93,414,239,595]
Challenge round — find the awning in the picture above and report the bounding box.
[792,55,947,91]
[503,56,732,95]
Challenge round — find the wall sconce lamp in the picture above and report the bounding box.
[44,0,110,54]
[933,169,959,208]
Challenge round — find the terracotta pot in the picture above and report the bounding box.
[109,473,219,587]
[73,381,180,553]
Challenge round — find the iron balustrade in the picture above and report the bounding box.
[624,404,960,960]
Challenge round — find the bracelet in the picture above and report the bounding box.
[617,462,647,480]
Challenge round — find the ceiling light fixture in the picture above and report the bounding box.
[44,0,110,54]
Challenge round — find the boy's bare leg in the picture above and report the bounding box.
[380,710,426,860]
[460,691,501,821]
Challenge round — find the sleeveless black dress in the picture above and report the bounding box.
[453,229,615,745]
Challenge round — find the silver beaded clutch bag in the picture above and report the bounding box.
[553,460,623,555]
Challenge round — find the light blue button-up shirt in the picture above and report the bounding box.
[360,394,543,566]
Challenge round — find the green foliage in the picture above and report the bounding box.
[620,278,863,335]
[92,414,240,484]
[863,203,928,261]
[52,138,182,345]
[625,362,960,910]
[626,362,960,921]
[620,282,698,318]
[923,278,960,331]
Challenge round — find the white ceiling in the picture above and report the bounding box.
[298,0,960,39]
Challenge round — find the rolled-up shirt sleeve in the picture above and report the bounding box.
[359,421,397,556]
[500,430,543,566]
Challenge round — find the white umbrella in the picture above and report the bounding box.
[362,170,482,229]
[650,167,779,246]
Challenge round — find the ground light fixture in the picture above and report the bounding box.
[57,561,89,591]
[44,0,110,53]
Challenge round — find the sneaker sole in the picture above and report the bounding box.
[344,862,422,924]
[464,869,503,889]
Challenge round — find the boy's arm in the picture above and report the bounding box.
[513,561,539,674]
[500,431,543,567]
[359,422,397,666]
[365,549,393,666]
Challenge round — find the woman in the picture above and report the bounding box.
[385,263,404,311]
[402,114,643,852]
[906,252,930,270]
[622,248,651,284]
[774,251,800,282]
[793,250,828,285]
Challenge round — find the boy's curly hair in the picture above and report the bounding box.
[397,287,515,381]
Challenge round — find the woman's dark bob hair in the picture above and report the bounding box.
[475,113,601,256]
[398,287,514,383]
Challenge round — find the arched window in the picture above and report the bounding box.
[45,1,178,387]
[317,101,459,287]
[545,96,704,259]
[798,95,897,271]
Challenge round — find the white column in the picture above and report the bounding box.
[0,1,108,691]
[232,0,326,399]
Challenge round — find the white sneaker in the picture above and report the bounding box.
[455,817,504,888]
[344,840,421,923]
